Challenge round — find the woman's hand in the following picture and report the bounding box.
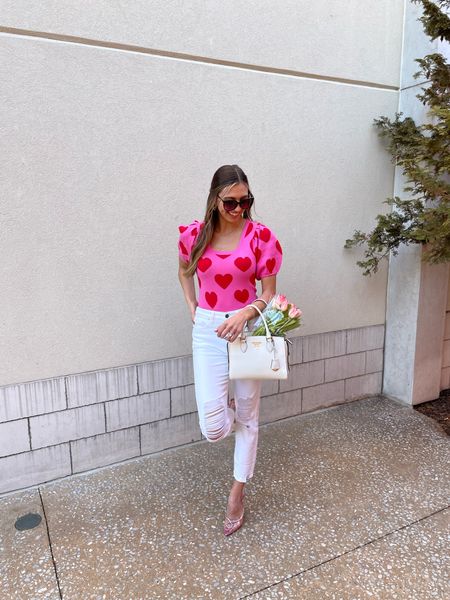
[189,300,198,323]
[214,276,276,342]
[215,308,254,342]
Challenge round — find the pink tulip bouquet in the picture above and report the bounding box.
[251,294,303,337]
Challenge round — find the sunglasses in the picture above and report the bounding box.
[217,193,254,212]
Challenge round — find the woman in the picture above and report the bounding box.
[178,164,282,536]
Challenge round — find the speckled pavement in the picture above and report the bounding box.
[1,395,449,599]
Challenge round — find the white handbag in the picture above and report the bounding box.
[227,303,291,380]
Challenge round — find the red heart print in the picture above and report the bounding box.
[234,289,249,304]
[178,225,188,233]
[266,258,276,273]
[276,240,283,254]
[198,278,202,288]
[205,291,217,308]
[249,273,256,286]
[259,228,271,243]
[216,254,231,260]
[191,228,198,236]
[179,240,188,255]
[215,274,233,289]
[198,257,212,272]
[254,247,262,261]
[245,222,254,237]
[234,257,251,272]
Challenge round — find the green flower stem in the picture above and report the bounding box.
[252,315,301,336]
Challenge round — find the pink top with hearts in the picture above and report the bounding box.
[178,219,283,311]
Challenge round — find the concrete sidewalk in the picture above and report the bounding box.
[1,396,449,599]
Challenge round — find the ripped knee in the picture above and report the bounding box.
[204,404,228,442]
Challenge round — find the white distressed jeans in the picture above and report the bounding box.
[192,306,262,483]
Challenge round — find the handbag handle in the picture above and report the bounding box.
[241,303,272,340]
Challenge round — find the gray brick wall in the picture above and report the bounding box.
[105,390,170,431]
[0,324,384,495]
[71,428,141,474]
[0,420,30,457]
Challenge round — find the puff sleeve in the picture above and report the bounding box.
[178,220,202,264]
[253,223,283,280]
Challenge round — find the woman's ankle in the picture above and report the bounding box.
[230,481,245,498]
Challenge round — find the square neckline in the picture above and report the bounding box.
[207,219,249,254]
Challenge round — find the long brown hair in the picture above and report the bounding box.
[185,164,255,276]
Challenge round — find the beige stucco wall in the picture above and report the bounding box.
[441,270,450,391]
[0,1,404,386]
[382,0,450,405]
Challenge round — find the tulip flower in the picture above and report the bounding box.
[251,295,303,337]
[289,305,301,319]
